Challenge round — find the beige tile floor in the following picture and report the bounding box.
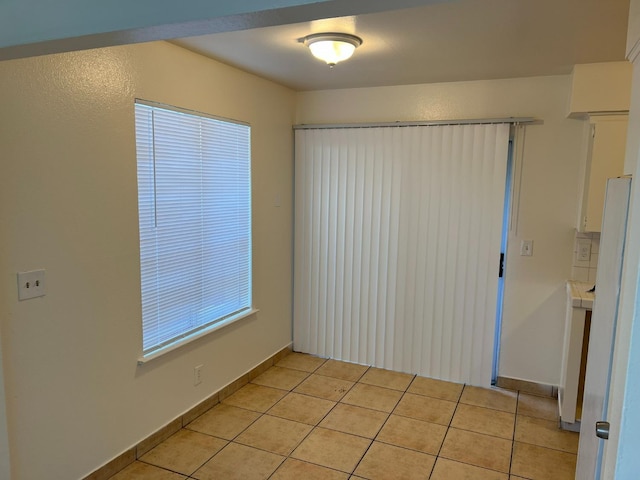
[111,353,578,480]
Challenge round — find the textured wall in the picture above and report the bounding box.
[0,41,295,479]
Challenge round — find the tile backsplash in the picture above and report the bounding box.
[571,231,600,283]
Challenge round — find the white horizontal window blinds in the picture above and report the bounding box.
[294,124,509,386]
[135,102,252,355]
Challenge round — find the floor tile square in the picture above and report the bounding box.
[110,461,187,480]
[460,386,517,413]
[510,442,577,480]
[359,367,414,391]
[315,359,369,382]
[319,403,388,438]
[251,366,309,391]
[376,414,446,455]
[291,427,371,473]
[270,458,348,480]
[139,429,227,475]
[517,393,559,421]
[192,443,284,480]
[267,392,336,425]
[276,352,326,372]
[235,414,312,455]
[430,458,508,480]
[407,376,463,402]
[451,403,515,439]
[222,383,287,413]
[393,392,456,425]
[341,383,403,412]
[294,374,354,401]
[354,441,435,480]
[186,403,260,440]
[514,415,579,453]
[439,428,512,473]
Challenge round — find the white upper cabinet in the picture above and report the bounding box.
[627,0,640,61]
[567,63,632,117]
[626,4,640,176]
[566,62,632,201]
[578,115,628,232]
[625,61,640,176]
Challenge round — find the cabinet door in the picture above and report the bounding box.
[582,116,627,232]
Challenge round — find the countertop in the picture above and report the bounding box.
[567,281,595,309]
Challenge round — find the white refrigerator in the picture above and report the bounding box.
[576,176,632,479]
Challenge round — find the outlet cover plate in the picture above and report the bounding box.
[194,364,203,386]
[577,240,591,261]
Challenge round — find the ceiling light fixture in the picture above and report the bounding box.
[302,33,362,67]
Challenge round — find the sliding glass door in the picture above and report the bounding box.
[293,123,510,386]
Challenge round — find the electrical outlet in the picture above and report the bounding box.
[577,240,591,262]
[17,269,46,300]
[194,365,203,386]
[520,240,533,257]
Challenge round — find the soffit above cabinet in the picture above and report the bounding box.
[568,62,633,118]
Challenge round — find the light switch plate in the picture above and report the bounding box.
[520,240,534,256]
[17,269,46,300]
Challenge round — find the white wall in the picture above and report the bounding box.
[0,330,10,480]
[0,41,295,479]
[296,76,584,385]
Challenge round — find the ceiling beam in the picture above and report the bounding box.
[0,0,447,61]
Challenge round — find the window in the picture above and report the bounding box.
[135,100,252,360]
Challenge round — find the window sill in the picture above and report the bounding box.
[137,308,259,365]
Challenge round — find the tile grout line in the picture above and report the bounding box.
[347,372,416,478]
[131,357,571,480]
[279,362,566,478]
[337,368,408,476]
[114,360,304,477]
[427,383,465,479]
[265,361,366,479]
[512,439,580,455]
[189,362,321,480]
[509,390,519,477]
[177,406,266,478]
[188,379,569,479]
[511,393,581,456]
[136,458,189,477]
[245,362,329,479]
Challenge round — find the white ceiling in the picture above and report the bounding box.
[174,0,629,92]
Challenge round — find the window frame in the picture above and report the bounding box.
[134,99,256,364]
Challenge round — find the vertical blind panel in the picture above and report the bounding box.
[294,124,508,386]
[136,103,251,353]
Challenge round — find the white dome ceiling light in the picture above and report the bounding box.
[302,33,363,67]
